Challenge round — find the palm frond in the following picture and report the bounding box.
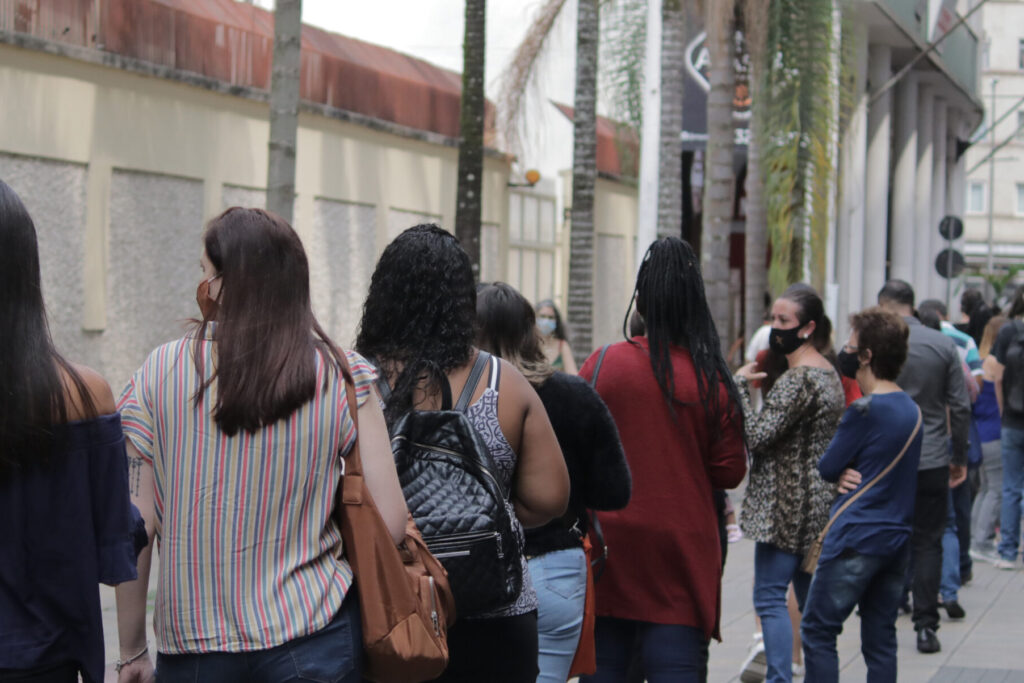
[495,0,570,159]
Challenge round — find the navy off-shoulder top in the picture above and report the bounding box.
[0,413,145,683]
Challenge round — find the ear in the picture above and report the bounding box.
[800,320,817,340]
[860,349,873,367]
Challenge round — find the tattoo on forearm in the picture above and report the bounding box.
[128,455,144,497]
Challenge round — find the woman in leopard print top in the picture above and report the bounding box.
[735,285,844,683]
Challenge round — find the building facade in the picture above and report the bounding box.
[963,0,1024,280]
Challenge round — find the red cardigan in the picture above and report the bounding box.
[580,339,746,640]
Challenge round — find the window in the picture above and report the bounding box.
[507,191,559,304]
[1018,111,1024,141]
[1020,39,1024,69]
[1017,183,1024,216]
[967,181,986,214]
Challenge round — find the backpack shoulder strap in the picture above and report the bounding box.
[590,344,611,389]
[454,350,492,413]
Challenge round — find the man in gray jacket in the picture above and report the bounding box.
[878,280,970,654]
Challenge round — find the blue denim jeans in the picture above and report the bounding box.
[529,548,587,683]
[998,427,1024,562]
[940,487,961,602]
[801,546,909,683]
[579,617,707,683]
[155,588,361,683]
[753,543,811,683]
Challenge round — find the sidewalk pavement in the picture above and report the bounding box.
[712,533,1024,682]
[99,534,1024,682]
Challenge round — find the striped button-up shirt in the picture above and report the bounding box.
[118,328,375,654]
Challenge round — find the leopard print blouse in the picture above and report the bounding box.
[737,366,845,555]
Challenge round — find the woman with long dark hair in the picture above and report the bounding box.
[735,284,845,683]
[476,282,631,683]
[355,225,569,683]
[576,237,747,682]
[114,208,408,683]
[0,180,142,683]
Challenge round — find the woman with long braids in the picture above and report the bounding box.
[577,237,747,682]
[356,225,569,683]
[0,180,142,683]
[734,284,845,683]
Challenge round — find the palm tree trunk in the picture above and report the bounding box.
[266,0,302,223]
[743,0,769,344]
[567,0,599,364]
[455,0,486,278]
[701,0,736,348]
[656,0,685,239]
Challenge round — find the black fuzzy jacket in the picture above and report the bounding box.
[525,372,631,556]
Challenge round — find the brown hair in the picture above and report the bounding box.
[979,315,1008,359]
[476,282,554,388]
[194,207,343,436]
[849,307,909,381]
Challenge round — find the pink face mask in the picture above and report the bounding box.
[196,275,220,320]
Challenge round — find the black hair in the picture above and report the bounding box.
[878,279,915,308]
[918,298,947,320]
[194,207,345,436]
[0,180,96,476]
[356,224,476,424]
[623,237,744,440]
[762,283,833,395]
[917,307,942,331]
[477,283,553,387]
[535,299,569,341]
[961,288,985,316]
[1007,286,1024,319]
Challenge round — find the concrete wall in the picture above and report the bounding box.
[0,41,510,389]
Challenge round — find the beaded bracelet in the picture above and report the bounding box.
[115,642,149,673]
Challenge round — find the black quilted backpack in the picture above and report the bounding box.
[378,351,523,617]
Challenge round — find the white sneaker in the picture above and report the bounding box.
[793,662,805,677]
[969,548,1000,565]
[994,558,1018,570]
[739,633,766,683]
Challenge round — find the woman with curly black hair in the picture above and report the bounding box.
[577,237,747,682]
[356,225,569,683]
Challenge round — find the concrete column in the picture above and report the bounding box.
[914,85,935,296]
[890,73,918,285]
[930,100,949,300]
[836,22,868,339]
[863,44,892,307]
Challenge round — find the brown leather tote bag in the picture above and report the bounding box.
[335,353,456,683]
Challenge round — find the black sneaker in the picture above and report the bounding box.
[917,628,941,654]
[942,601,966,619]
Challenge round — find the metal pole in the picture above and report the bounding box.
[635,0,662,271]
[987,78,997,274]
[947,230,953,307]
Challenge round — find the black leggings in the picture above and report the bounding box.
[435,611,538,683]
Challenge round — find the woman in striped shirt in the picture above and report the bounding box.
[114,208,408,683]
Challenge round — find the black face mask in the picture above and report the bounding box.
[837,349,861,379]
[769,326,805,355]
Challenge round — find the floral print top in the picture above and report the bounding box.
[737,366,845,555]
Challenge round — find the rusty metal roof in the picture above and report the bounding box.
[5,0,478,140]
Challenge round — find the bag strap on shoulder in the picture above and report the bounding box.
[454,351,492,413]
[590,345,611,389]
[336,350,363,480]
[813,405,922,548]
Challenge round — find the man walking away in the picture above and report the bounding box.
[990,287,1024,570]
[877,281,971,654]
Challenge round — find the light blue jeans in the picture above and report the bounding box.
[529,547,587,683]
[753,543,812,683]
[999,427,1024,562]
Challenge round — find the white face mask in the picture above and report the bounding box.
[537,318,557,337]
